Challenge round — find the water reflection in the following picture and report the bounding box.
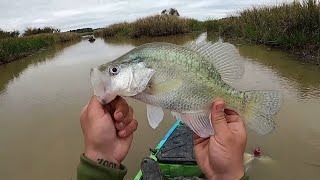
[0,40,79,95]
[207,34,320,101]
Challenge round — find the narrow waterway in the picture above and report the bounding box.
[0,33,319,179]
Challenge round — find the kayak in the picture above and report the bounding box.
[133,121,267,179]
[134,120,205,179]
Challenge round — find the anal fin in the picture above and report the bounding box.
[171,111,214,138]
[147,104,164,129]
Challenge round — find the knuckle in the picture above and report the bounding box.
[132,119,138,128]
[125,120,138,133]
[128,119,138,132]
[124,110,134,123]
[125,107,133,118]
[213,113,226,123]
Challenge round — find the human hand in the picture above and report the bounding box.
[80,96,138,168]
[194,100,247,180]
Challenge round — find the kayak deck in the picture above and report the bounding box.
[134,120,204,179]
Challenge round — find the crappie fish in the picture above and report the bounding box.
[90,41,281,137]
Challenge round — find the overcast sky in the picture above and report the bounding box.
[0,0,293,32]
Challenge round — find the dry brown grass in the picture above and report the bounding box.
[97,15,203,38]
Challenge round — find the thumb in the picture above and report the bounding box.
[211,100,229,135]
[88,96,105,119]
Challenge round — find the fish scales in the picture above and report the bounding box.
[91,41,281,137]
[132,43,245,112]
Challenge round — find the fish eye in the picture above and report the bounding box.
[109,65,120,75]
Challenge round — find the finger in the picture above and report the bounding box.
[193,132,200,139]
[108,96,129,121]
[193,133,210,150]
[118,119,138,138]
[87,96,105,119]
[193,133,209,145]
[115,106,133,131]
[224,109,244,124]
[211,100,229,135]
[224,109,239,115]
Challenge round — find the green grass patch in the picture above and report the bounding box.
[0,32,80,64]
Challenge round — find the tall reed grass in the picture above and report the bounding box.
[131,15,191,37]
[97,15,203,38]
[0,32,80,64]
[206,0,320,63]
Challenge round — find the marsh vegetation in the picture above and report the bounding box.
[95,15,203,38]
[95,1,320,63]
[0,32,80,64]
[205,0,320,64]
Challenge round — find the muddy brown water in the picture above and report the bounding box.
[0,33,320,180]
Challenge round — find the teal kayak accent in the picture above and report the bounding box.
[156,120,182,149]
[134,120,181,180]
[134,120,204,179]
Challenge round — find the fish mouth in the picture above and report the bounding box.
[90,67,116,105]
[99,94,117,105]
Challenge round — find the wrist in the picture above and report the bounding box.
[213,170,244,180]
[84,150,120,169]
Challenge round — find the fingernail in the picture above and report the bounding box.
[116,112,123,120]
[216,103,224,112]
[119,130,126,137]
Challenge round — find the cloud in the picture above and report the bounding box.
[0,0,294,32]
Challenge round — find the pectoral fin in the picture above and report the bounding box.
[171,111,214,137]
[147,104,164,129]
[145,79,182,95]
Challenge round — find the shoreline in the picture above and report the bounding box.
[0,39,81,66]
[219,35,320,65]
[0,48,45,65]
[204,0,320,65]
[2,32,319,66]
[0,33,81,65]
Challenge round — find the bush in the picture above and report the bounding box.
[23,27,60,36]
[0,29,19,39]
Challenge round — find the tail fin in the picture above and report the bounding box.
[243,90,281,135]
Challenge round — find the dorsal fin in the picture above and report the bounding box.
[184,41,244,84]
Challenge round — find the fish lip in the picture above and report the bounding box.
[90,67,117,105]
[99,93,117,105]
